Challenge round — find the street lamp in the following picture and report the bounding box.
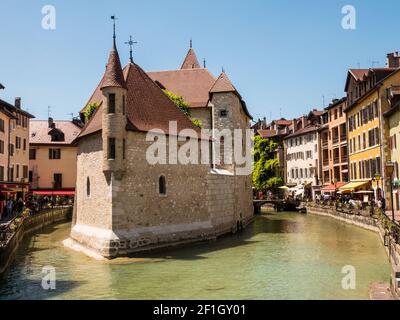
[386,161,395,222]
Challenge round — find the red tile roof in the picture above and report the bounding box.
[100,45,127,90]
[257,129,277,138]
[181,48,201,69]
[285,125,320,139]
[148,68,216,108]
[273,119,292,126]
[349,69,369,81]
[77,61,202,141]
[30,120,81,145]
[209,72,236,93]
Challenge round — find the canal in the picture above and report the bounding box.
[0,211,391,300]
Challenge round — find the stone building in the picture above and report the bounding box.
[147,44,252,131]
[64,38,253,259]
[0,87,34,202]
[319,98,348,194]
[29,118,82,196]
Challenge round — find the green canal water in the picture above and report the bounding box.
[0,212,391,300]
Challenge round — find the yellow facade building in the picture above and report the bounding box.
[343,60,400,205]
[384,101,400,213]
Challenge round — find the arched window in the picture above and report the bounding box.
[86,177,90,197]
[159,175,166,195]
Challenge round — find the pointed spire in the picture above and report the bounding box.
[210,71,236,94]
[181,41,200,69]
[111,16,117,48]
[100,18,127,90]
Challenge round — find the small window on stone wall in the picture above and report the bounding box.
[87,177,90,197]
[159,175,166,195]
[220,110,228,117]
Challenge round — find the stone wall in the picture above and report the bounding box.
[0,207,72,275]
[190,107,211,130]
[67,129,254,259]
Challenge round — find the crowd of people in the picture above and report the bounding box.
[315,191,386,213]
[0,194,73,222]
[0,197,26,221]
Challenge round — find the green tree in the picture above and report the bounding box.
[191,118,202,129]
[83,102,100,122]
[162,89,191,117]
[252,135,283,191]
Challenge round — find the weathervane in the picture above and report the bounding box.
[125,35,138,63]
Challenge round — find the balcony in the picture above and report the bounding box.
[332,136,339,145]
[340,135,347,143]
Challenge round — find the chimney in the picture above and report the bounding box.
[387,52,400,68]
[48,117,54,128]
[14,97,21,109]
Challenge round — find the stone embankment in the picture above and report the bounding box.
[0,206,72,276]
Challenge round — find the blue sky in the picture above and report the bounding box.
[0,0,399,121]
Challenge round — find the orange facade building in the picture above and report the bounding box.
[320,98,348,193]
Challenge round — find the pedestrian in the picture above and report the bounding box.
[6,198,13,218]
[17,198,24,213]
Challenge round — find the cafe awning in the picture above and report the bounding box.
[321,182,347,193]
[32,190,75,196]
[339,181,371,193]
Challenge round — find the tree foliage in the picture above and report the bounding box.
[163,89,191,117]
[252,135,283,191]
[83,102,100,122]
[191,118,202,128]
[163,89,203,128]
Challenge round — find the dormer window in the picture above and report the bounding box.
[50,131,65,142]
[108,93,116,114]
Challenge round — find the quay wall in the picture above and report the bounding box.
[0,207,72,276]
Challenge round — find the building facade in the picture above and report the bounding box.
[284,110,323,199]
[320,98,348,193]
[384,104,400,213]
[0,92,34,202]
[65,39,253,259]
[29,118,82,196]
[343,57,400,201]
